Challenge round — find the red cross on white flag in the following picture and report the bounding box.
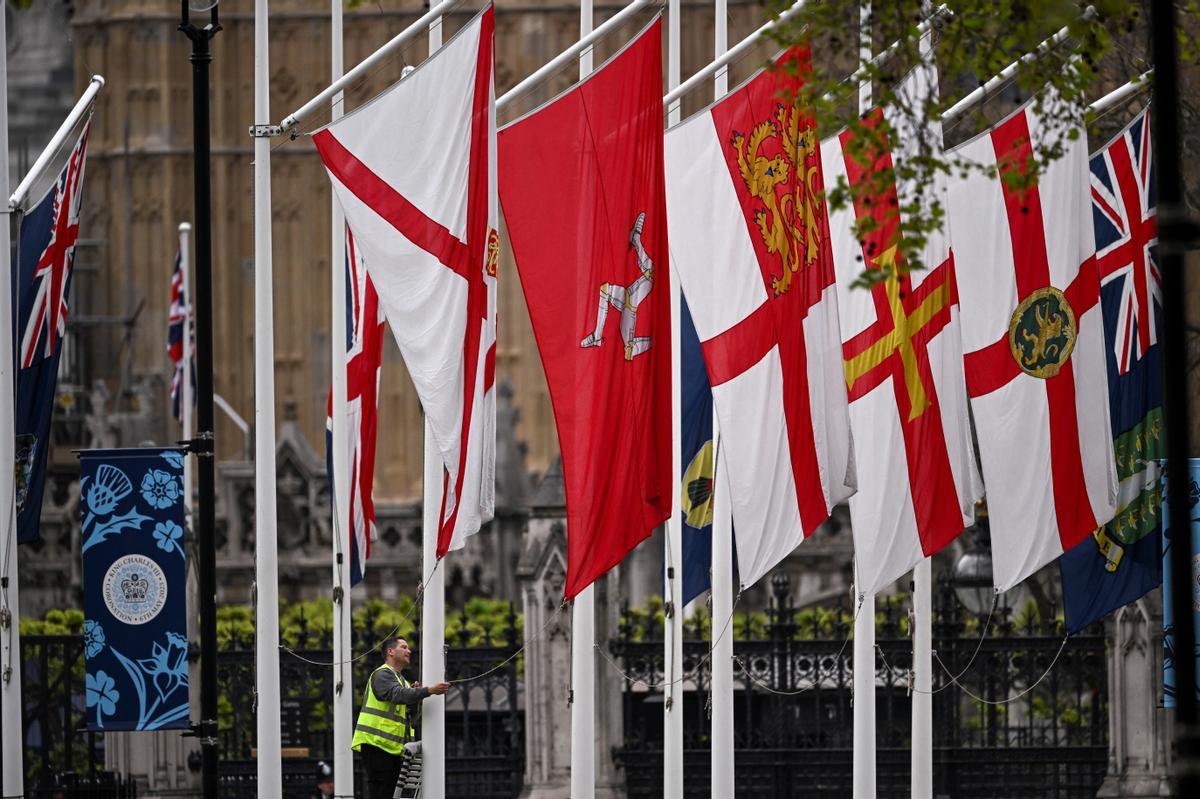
[313,6,497,557]
[950,93,1118,593]
[665,46,856,589]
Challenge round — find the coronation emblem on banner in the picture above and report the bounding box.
[103,554,168,626]
[730,104,823,297]
[1007,286,1078,379]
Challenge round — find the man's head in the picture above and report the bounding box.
[315,761,333,797]
[381,636,413,669]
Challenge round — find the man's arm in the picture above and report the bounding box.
[371,669,429,706]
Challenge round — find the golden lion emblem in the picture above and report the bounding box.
[730,103,823,296]
[1007,287,1078,379]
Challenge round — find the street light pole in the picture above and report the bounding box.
[177,4,221,799]
[1151,1,1200,794]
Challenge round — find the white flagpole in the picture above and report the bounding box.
[421,419,447,798]
[328,2,355,797]
[421,15,448,799]
[852,6,877,799]
[0,9,25,797]
[664,0,684,796]
[709,0,735,793]
[253,1,283,796]
[570,4,597,798]
[179,222,195,532]
[909,23,935,797]
[911,560,933,795]
[569,4,598,796]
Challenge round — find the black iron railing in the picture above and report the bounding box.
[18,634,137,799]
[611,574,1108,799]
[216,602,524,799]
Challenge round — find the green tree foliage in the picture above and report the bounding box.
[762,0,1191,285]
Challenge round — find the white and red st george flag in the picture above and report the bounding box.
[499,19,672,600]
[313,5,497,557]
[948,94,1118,592]
[665,46,856,589]
[823,63,981,596]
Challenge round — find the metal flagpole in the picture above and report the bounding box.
[281,0,463,133]
[709,0,735,793]
[8,75,104,211]
[179,222,195,532]
[421,14,448,798]
[570,3,597,797]
[421,419,447,798]
[0,9,25,796]
[911,560,932,794]
[328,2,355,797]
[252,1,283,796]
[909,20,934,798]
[664,0,684,796]
[852,6,877,799]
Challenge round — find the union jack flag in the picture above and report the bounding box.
[14,119,92,544]
[167,246,193,423]
[325,227,386,585]
[20,124,90,369]
[1091,106,1159,375]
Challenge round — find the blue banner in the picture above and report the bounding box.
[1163,459,1200,708]
[680,299,714,606]
[1059,107,1163,632]
[80,448,190,731]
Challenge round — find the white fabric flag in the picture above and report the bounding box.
[313,7,497,556]
[665,46,855,589]
[824,64,981,596]
[948,93,1118,592]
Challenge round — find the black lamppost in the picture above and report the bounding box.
[1150,1,1200,793]
[177,4,220,799]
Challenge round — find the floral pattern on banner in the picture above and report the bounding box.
[81,447,190,731]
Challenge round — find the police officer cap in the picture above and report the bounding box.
[316,761,333,781]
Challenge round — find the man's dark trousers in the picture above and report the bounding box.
[360,743,404,799]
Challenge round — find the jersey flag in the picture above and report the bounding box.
[823,63,980,596]
[313,5,497,557]
[948,94,1118,592]
[665,45,855,589]
[498,19,672,600]
[14,119,91,545]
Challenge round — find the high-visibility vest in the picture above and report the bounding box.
[351,664,414,755]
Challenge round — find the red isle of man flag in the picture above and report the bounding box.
[823,63,981,596]
[499,19,671,600]
[949,94,1118,592]
[665,45,856,589]
[313,5,496,557]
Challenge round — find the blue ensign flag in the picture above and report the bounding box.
[1163,460,1200,708]
[681,299,715,606]
[13,122,91,544]
[1059,107,1163,633]
[81,448,190,732]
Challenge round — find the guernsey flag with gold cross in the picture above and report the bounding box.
[948,91,1118,593]
[823,62,981,596]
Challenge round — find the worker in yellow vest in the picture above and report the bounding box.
[353,636,449,799]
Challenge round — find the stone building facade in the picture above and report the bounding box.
[59,0,777,505]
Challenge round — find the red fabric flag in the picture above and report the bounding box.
[498,19,671,599]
